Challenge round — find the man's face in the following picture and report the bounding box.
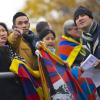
[14,16,30,34]
[75,14,93,31]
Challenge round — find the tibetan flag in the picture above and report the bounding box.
[38,44,96,100]
[39,50,74,100]
[10,58,43,100]
[58,35,82,67]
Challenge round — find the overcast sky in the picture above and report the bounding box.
[0,0,26,29]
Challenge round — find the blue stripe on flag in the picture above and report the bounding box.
[59,40,78,46]
[59,54,68,60]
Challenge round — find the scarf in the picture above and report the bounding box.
[82,20,99,54]
[8,45,25,62]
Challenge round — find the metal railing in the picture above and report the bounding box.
[0,72,16,78]
[0,72,25,100]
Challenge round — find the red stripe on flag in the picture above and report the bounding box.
[59,45,74,56]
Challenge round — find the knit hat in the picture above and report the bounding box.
[63,19,75,34]
[74,6,93,21]
[39,29,56,40]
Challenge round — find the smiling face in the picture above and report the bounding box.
[0,25,8,46]
[75,14,93,31]
[42,32,56,49]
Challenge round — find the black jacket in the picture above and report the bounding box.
[0,45,25,100]
[23,30,39,55]
[0,45,11,71]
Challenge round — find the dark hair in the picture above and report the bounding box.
[39,29,56,40]
[0,22,8,32]
[74,6,93,22]
[13,12,28,24]
[36,21,50,34]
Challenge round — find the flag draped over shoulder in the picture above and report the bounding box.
[58,35,82,67]
[10,58,43,100]
[38,44,96,100]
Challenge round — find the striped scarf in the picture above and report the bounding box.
[82,20,99,54]
[38,44,96,100]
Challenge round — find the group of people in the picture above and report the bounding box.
[0,5,100,100]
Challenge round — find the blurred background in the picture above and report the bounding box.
[21,0,100,35]
[0,0,100,35]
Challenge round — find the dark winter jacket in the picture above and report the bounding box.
[0,45,25,100]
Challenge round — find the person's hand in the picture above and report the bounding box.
[36,41,46,49]
[13,27,23,38]
[94,60,100,69]
[79,67,84,73]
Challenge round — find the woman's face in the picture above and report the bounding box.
[42,32,56,48]
[0,25,8,46]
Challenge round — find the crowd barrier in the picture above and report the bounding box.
[0,72,25,100]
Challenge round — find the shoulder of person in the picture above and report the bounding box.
[29,30,39,41]
[28,30,35,35]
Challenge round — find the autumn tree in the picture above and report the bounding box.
[21,0,100,36]
[21,0,76,36]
